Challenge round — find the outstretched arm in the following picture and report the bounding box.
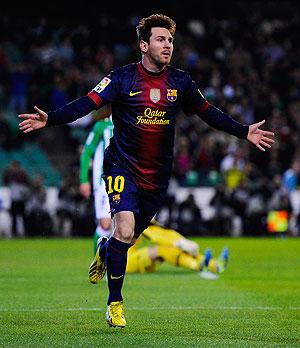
[19,95,100,133]
[198,105,274,152]
[184,77,275,151]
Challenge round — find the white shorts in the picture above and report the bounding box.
[94,184,111,220]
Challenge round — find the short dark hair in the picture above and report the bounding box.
[136,14,176,43]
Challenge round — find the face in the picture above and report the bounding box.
[141,27,174,69]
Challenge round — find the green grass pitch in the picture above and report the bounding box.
[0,237,299,347]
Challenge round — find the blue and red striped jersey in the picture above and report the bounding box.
[87,62,209,190]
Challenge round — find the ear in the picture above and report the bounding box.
[140,40,148,54]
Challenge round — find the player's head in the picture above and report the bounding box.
[136,14,176,68]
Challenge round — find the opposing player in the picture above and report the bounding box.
[79,117,113,254]
[125,222,229,279]
[19,14,274,328]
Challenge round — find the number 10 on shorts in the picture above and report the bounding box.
[106,175,125,194]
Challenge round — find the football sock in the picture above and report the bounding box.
[106,237,130,304]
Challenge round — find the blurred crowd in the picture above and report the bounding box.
[0,6,300,236]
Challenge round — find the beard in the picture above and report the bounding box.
[149,51,171,69]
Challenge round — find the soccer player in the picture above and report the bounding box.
[19,14,275,328]
[79,117,114,254]
[125,222,229,279]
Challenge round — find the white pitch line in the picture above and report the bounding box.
[0,306,299,312]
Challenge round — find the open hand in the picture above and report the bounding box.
[247,120,275,151]
[19,106,48,133]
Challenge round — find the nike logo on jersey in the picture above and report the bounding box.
[110,274,124,280]
[129,90,143,96]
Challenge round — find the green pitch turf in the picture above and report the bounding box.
[0,237,299,347]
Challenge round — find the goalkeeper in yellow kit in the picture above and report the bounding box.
[125,221,229,279]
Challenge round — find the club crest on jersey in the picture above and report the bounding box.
[150,89,161,103]
[167,89,177,102]
[112,194,121,204]
[93,77,111,93]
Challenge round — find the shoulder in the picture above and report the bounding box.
[167,66,190,78]
[167,66,193,84]
[109,63,137,79]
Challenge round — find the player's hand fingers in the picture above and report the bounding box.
[19,119,33,127]
[19,120,29,127]
[18,114,40,120]
[262,136,275,143]
[260,140,271,148]
[19,123,33,131]
[34,105,47,116]
[19,122,34,133]
[255,119,265,128]
[23,127,34,133]
[19,124,30,130]
[256,143,266,151]
[260,130,274,136]
[251,119,265,132]
[19,120,34,131]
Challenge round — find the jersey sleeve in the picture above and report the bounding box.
[79,122,105,183]
[87,70,121,108]
[181,73,210,115]
[46,96,97,127]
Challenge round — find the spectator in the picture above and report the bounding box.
[244,176,271,235]
[220,145,246,190]
[177,193,204,236]
[3,160,30,237]
[155,177,178,228]
[230,179,250,235]
[282,160,300,195]
[209,183,232,235]
[56,174,95,237]
[56,175,78,236]
[268,175,293,213]
[25,175,53,236]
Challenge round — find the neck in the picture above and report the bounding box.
[141,55,166,73]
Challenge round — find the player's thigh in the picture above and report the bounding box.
[134,188,167,237]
